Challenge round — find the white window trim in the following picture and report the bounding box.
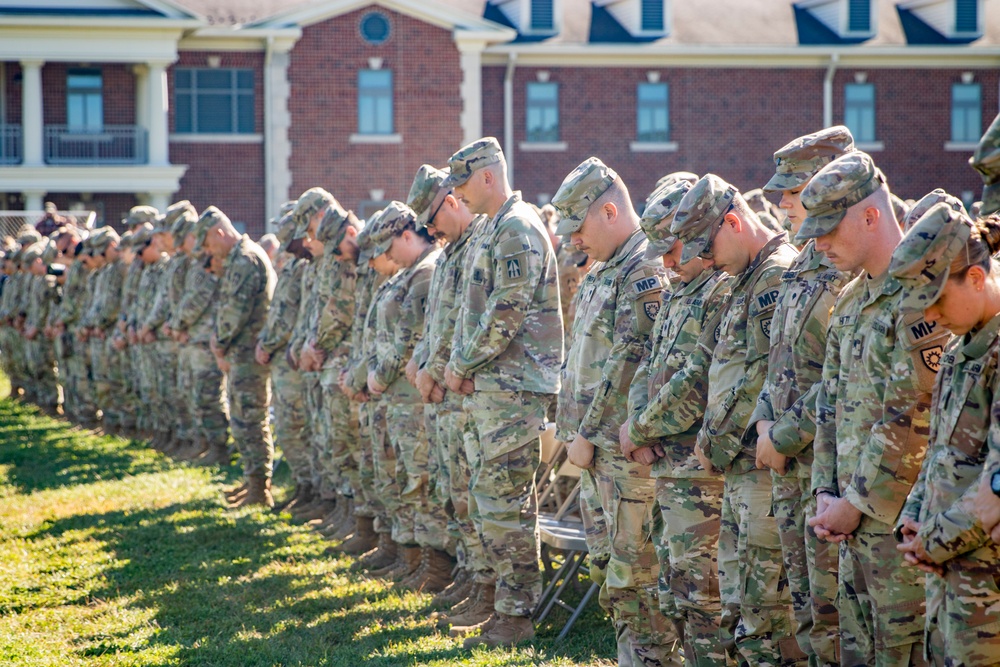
[349,133,403,144]
[856,141,884,152]
[944,141,979,152]
[519,141,567,152]
[630,141,677,152]
[170,133,263,143]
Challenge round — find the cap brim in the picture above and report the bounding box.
[554,215,583,237]
[762,171,809,193]
[371,237,392,258]
[795,210,846,242]
[679,233,711,264]
[643,237,676,259]
[442,172,470,188]
[981,183,1000,217]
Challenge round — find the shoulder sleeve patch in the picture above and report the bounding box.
[900,313,944,349]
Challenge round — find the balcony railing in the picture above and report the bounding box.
[0,124,21,165]
[44,125,147,165]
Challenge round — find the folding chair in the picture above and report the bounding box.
[535,498,599,641]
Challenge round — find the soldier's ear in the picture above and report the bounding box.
[724,211,742,233]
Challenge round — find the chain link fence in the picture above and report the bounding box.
[0,210,97,242]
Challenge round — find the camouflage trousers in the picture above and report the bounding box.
[924,541,1000,667]
[464,390,547,618]
[227,359,273,480]
[387,399,449,550]
[654,475,727,667]
[301,371,330,497]
[90,333,123,428]
[579,466,610,589]
[368,397,401,536]
[132,344,154,433]
[587,448,681,667]
[772,465,840,667]
[112,338,136,430]
[177,343,228,449]
[26,338,58,407]
[718,466,804,667]
[154,340,182,437]
[269,348,310,485]
[62,334,93,422]
[838,522,927,667]
[358,399,390,533]
[320,361,360,499]
[431,397,485,574]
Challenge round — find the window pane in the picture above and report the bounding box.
[637,83,669,142]
[528,82,557,102]
[358,69,394,134]
[174,69,191,89]
[237,95,254,133]
[85,95,103,131]
[526,83,559,142]
[844,83,875,143]
[236,70,254,89]
[67,96,84,129]
[198,93,233,133]
[952,83,981,142]
[197,70,231,90]
[175,93,192,132]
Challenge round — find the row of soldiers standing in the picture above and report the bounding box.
[4,113,1000,665]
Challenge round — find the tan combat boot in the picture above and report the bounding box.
[446,583,496,635]
[327,499,357,542]
[431,567,471,607]
[380,545,421,580]
[326,515,378,556]
[404,548,454,594]
[234,476,274,509]
[462,613,534,649]
[357,533,397,571]
[196,440,231,467]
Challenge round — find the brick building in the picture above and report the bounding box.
[0,0,998,235]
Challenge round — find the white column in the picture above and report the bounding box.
[23,190,44,212]
[264,41,295,228]
[20,59,44,166]
[455,38,486,145]
[147,191,170,212]
[147,61,169,166]
[133,64,150,137]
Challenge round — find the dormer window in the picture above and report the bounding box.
[897,0,982,42]
[795,0,876,42]
[847,0,871,32]
[531,0,554,31]
[594,0,669,38]
[641,0,664,32]
[954,0,979,34]
[491,0,558,36]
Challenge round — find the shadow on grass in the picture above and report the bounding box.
[3,397,614,666]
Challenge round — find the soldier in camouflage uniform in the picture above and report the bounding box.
[22,240,60,412]
[114,228,148,437]
[671,174,803,666]
[196,206,276,507]
[83,228,126,434]
[130,225,169,444]
[801,152,949,666]
[889,203,1000,667]
[551,158,679,667]
[622,174,733,666]
[364,201,452,590]
[441,138,563,647]
[971,113,1000,217]
[406,164,488,604]
[747,127,856,667]
[50,226,89,423]
[257,211,312,507]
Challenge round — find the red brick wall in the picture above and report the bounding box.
[483,65,998,209]
[41,62,136,125]
[169,51,266,237]
[4,62,22,124]
[286,6,463,213]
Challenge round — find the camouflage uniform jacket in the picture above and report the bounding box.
[0,272,20,322]
[87,262,126,331]
[11,273,29,320]
[412,216,485,386]
[369,245,439,402]
[119,258,144,331]
[556,241,589,347]
[745,241,852,476]
[169,258,219,346]
[813,271,950,528]
[288,260,317,358]
[698,232,799,474]
[257,257,305,356]
[628,267,732,478]
[354,272,395,397]
[447,191,563,393]
[129,256,167,330]
[345,264,387,396]
[302,253,338,351]
[215,235,275,359]
[54,260,88,328]
[26,274,58,330]
[142,253,188,331]
[556,229,667,452]
[899,311,1000,563]
[314,256,357,365]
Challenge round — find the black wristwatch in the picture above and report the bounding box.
[991,470,1000,498]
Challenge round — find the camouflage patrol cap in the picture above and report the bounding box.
[275,213,297,249]
[17,228,42,247]
[640,178,695,259]
[292,187,335,239]
[744,188,785,234]
[798,152,884,242]
[902,188,967,231]
[123,205,159,229]
[650,172,698,203]
[159,200,198,241]
[119,230,134,250]
[22,241,48,266]
[368,201,416,258]
[90,227,121,255]
[443,137,503,188]
[763,125,856,192]
[357,209,384,262]
[193,206,229,249]
[970,113,1000,216]
[551,157,619,236]
[671,174,739,264]
[41,239,58,264]
[407,164,450,229]
[890,203,974,312]
[130,223,156,250]
[316,200,352,246]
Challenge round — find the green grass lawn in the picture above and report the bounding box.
[0,382,614,666]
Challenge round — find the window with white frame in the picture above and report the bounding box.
[174,68,254,134]
[526,82,559,143]
[951,82,981,143]
[67,69,103,132]
[844,82,875,143]
[636,82,669,143]
[358,69,393,135]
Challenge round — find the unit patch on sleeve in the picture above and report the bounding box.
[921,345,944,373]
